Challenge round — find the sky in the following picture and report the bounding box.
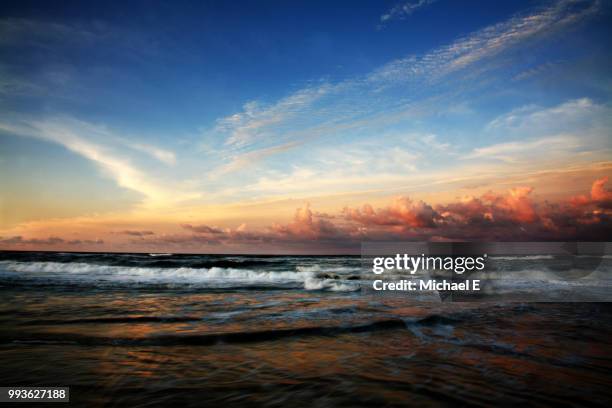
[0,0,611,254]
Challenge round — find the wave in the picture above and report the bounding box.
[4,316,460,346]
[489,255,555,261]
[304,277,359,292]
[471,266,612,281]
[0,252,340,270]
[0,261,358,291]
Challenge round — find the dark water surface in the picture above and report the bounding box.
[1,252,611,407]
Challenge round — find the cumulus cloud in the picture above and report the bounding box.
[299,178,609,243]
[341,178,611,241]
[440,186,537,226]
[591,177,612,208]
[8,178,606,252]
[343,197,438,229]
[571,176,612,210]
[269,203,341,241]
[130,177,611,251]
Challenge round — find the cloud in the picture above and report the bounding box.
[6,175,607,252]
[468,98,611,163]
[84,176,611,253]
[0,18,105,48]
[215,86,331,150]
[591,177,612,206]
[486,98,604,133]
[343,198,438,229]
[345,178,610,241]
[571,176,612,210]
[211,141,302,177]
[123,142,176,165]
[135,204,351,250]
[512,61,561,81]
[0,116,193,205]
[0,17,158,56]
[180,205,344,244]
[2,119,166,201]
[116,230,155,237]
[466,135,581,163]
[371,0,600,84]
[180,224,223,234]
[136,234,222,246]
[207,0,601,171]
[380,0,437,23]
[269,203,341,241]
[67,239,105,245]
[0,236,103,245]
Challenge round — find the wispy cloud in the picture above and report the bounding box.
[486,98,605,132]
[370,0,600,84]
[211,141,303,177]
[207,0,600,168]
[478,98,612,162]
[469,98,611,163]
[380,0,438,24]
[0,17,157,54]
[466,135,581,163]
[0,18,106,48]
[215,85,332,150]
[123,141,176,165]
[512,61,562,81]
[0,116,191,205]
[0,17,161,102]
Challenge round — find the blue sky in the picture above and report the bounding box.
[0,0,611,252]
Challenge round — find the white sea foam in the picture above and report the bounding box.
[296,265,356,273]
[0,261,358,291]
[303,277,358,292]
[489,255,555,261]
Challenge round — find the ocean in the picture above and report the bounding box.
[1,251,611,407]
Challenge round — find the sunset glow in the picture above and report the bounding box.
[1,0,610,253]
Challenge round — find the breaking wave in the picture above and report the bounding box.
[0,261,358,291]
[489,255,555,261]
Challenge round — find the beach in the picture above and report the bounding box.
[1,252,611,407]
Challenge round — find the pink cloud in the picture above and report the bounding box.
[180,224,224,234]
[7,178,607,253]
[269,203,340,241]
[343,197,437,229]
[591,176,612,208]
[138,177,609,251]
